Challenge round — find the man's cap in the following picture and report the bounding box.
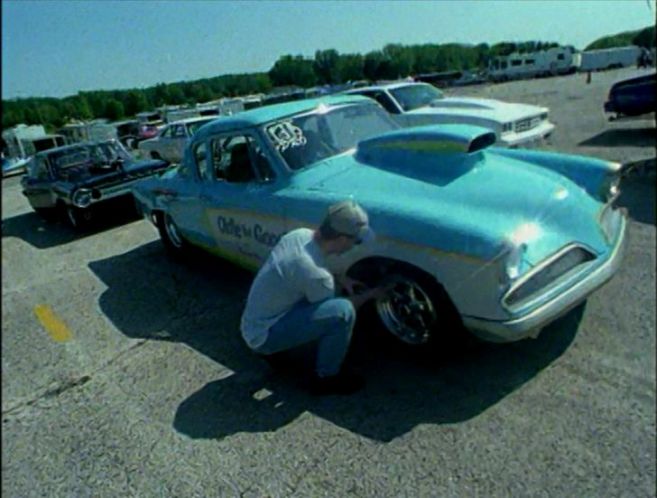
[325,200,374,243]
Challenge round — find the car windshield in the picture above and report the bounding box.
[50,141,131,178]
[265,101,399,170]
[389,84,444,112]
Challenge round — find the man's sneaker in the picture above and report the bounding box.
[310,370,365,396]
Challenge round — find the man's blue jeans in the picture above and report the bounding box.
[252,298,356,377]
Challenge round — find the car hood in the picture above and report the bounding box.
[64,159,169,188]
[407,97,547,122]
[291,126,605,264]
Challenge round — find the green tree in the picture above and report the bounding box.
[124,90,149,116]
[269,55,318,87]
[313,49,340,84]
[336,53,364,82]
[104,99,125,120]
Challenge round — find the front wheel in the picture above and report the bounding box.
[34,207,58,222]
[157,212,190,258]
[65,205,93,229]
[353,265,471,349]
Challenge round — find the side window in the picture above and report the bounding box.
[207,135,274,184]
[172,125,186,138]
[373,92,399,114]
[160,127,173,138]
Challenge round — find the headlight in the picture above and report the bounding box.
[72,188,92,208]
[600,167,622,203]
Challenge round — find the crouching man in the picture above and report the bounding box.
[240,200,389,395]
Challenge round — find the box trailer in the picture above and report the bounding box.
[2,124,48,159]
[579,46,643,72]
[488,47,580,82]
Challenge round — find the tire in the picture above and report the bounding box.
[65,205,93,229]
[151,151,162,160]
[156,212,190,258]
[34,207,58,222]
[351,263,471,349]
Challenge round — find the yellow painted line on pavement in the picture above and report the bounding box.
[34,305,73,342]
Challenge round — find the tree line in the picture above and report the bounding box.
[3,25,654,133]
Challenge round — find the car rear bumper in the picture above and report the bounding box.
[463,210,628,343]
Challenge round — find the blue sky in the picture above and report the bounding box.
[2,0,655,99]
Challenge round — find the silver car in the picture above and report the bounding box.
[138,116,215,163]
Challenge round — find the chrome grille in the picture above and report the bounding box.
[514,116,542,133]
[504,246,596,307]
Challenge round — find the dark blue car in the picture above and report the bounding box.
[604,72,657,118]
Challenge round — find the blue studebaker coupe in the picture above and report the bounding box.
[132,95,627,346]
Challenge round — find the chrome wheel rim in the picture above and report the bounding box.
[164,215,183,248]
[376,277,437,345]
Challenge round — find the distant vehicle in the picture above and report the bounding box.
[132,95,627,346]
[580,46,643,72]
[138,116,215,163]
[346,82,554,147]
[414,71,463,88]
[111,119,141,149]
[604,72,657,119]
[58,120,118,145]
[2,124,49,160]
[488,47,580,82]
[136,111,166,142]
[21,140,170,229]
[25,134,67,155]
[2,156,30,178]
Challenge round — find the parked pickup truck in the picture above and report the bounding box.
[604,72,657,119]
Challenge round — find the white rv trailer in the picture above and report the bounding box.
[579,45,643,72]
[488,47,581,82]
[2,124,48,159]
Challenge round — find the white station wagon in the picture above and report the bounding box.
[346,81,555,147]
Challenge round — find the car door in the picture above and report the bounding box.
[169,124,187,163]
[198,131,286,267]
[22,156,56,208]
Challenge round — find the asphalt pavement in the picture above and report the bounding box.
[2,67,655,497]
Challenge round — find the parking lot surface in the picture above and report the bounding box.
[2,67,655,497]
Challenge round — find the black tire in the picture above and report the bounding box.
[350,263,472,350]
[65,205,93,230]
[34,207,58,222]
[156,212,190,258]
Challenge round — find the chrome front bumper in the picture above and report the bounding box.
[500,121,556,148]
[463,211,628,343]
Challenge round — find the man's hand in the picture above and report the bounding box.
[348,282,396,310]
[335,274,367,296]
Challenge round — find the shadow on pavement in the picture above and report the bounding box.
[89,242,584,442]
[1,204,141,249]
[578,127,656,148]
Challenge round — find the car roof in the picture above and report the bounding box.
[34,140,117,157]
[194,94,371,139]
[168,116,217,125]
[347,81,430,93]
